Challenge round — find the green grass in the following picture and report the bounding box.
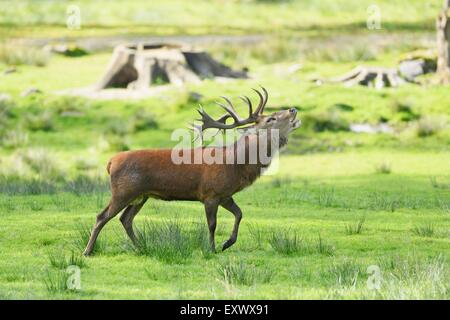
[0,0,441,39]
[0,151,448,299]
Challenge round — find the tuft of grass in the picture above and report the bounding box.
[317,187,336,207]
[216,258,274,286]
[62,175,108,196]
[44,270,70,294]
[377,254,448,299]
[48,251,86,269]
[430,176,450,189]
[345,215,366,235]
[270,176,293,188]
[328,259,363,287]
[316,234,335,256]
[51,195,71,212]
[133,220,194,264]
[269,230,334,256]
[29,200,44,211]
[189,221,214,259]
[411,223,435,237]
[0,175,57,195]
[375,162,392,174]
[269,230,302,255]
[247,223,265,249]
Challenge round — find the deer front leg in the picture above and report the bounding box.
[204,199,219,253]
[220,197,242,251]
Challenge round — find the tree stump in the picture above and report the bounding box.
[93,43,248,91]
[436,1,450,84]
[325,66,406,89]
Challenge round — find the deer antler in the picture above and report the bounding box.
[192,87,268,134]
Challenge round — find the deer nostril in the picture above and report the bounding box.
[289,108,297,114]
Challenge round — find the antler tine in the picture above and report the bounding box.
[252,88,266,115]
[239,96,253,118]
[260,86,268,111]
[215,96,241,123]
[196,104,233,131]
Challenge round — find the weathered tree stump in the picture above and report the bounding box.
[325,66,406,89]
[93,43,247,91]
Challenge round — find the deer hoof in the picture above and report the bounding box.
[222,239,235,251]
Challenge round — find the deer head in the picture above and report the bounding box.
[193,87,301,141]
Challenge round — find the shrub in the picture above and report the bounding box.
[133,109,159,131]
[62,175,108,196]
[1,129,29,149]
[24,110,55,131]
[29,200,44,211]
[0,45,50,66]
[74,156,98,171]
[0,175,57,195]
[416,117,444,137]
[375,161,392,174]
[18,148,60,178]
[105,135,131,151]
[429,176,450,189]
[305,111,349,132]
[0,96,14,118]
[105,118,134,136]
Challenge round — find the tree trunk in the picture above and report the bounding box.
[437,0,450,84]
[93,43,247,91]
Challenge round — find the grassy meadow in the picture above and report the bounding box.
[0,0,449,299]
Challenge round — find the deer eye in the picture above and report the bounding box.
[266,117,276,123]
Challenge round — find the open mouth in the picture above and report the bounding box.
[290,112,300,128]
[291,119,301,128]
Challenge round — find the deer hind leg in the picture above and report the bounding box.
[83,195,130,256]
[204,198,219,253]
[120,196,148,244]
[220,197,242,252]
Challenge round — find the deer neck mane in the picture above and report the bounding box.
[226,129,287,184]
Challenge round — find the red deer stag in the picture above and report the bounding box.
[83,87,300,255]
